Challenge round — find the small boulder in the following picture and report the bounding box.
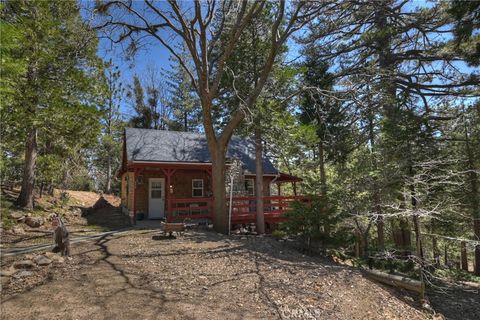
[13,270,33,279]
[44,252,57,259]
[13,260,35,269]
[12,226,25,235]
[34,255,52,266]
[9,212,25,220]
[0,266,18,277]
[54,256,65,264]
[1,276,10,287]
[45,252,65,263]
[25,216,45,228]
[70,207,82,216]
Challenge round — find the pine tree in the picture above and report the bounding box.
[1,0,102,209]
[164,51,201,132]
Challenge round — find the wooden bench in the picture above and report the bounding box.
[161,222,186,237]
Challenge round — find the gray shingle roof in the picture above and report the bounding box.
[125,128,278,175]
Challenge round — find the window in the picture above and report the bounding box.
[245,179,255,196]
[192,179,204,197]
[151,181,163,199]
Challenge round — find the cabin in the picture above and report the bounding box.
[118,128,308,229]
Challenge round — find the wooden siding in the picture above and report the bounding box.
[121,167,275,219]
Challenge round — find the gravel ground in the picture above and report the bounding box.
[0,230,432,320]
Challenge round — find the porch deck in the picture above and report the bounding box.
[165,195,310,225]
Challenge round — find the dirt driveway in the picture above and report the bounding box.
[1,229,433,320]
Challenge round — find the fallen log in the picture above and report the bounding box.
[362,268,425,299]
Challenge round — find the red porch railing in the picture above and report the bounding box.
[167,197,213,222]
[229,195,310,224]
[165,195,310,224]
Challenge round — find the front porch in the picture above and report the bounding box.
[166,195,311,225]
[120,162,308,228]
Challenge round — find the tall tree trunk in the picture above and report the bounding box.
[410,180,424,260]
[255,128,265,234]
[318,140,329,235]
[367,108,385,250]
[465,122,480,275]
[374,3,396,252]
[431,220,440,266]
[184,111,188,132]
[318,141,327,198]
[211,148,228,234]
[105,156,112,194]
[16,127,37,209]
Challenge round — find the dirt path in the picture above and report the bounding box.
[1,230,431,320]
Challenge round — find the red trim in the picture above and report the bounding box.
[162,195,311,225]
[274,172,303,183]
[133,169,137,224]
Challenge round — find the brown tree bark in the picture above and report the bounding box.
[464,117,480,275]
[468,167,480,274]
[255,128,265,234]
[105,156,112,194]
[211,147,229,234]
[318,140,330,236]
[410,182,424,260]
[461,241,468,271]
[16,127,38,209]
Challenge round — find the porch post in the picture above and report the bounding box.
[161,168,176,222]
[165,169,170,221]
[133,169,137,225]
[277,184,282,212]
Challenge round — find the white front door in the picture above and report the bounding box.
[149,178,165,219]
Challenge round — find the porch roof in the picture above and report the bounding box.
[125,128,278,174]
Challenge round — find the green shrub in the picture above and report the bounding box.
[272,229,287,239]
[280,196,347,245]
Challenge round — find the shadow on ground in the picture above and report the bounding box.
[83,197,130,231]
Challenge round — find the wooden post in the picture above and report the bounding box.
[277,184,281,196]
[133,169,137,225]
[165,170,170,221]
[461,241,468,271]
[161,168,176,222]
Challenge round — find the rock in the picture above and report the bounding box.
[1,276,10,287]
[421,301,433,312]
[13,270,33,279]
[53,257,65,264]
[0,266,18,277]
[12,226,25,235]
[45,252,65,264]
[44,252,57,259]
[69,207,82,216]
[13,260,35,269]
[9,212,25,220]
[25,216,45,228]
[34,255,52,266]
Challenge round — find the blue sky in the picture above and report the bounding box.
[97,35,173,117]
[87,0,477,119]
